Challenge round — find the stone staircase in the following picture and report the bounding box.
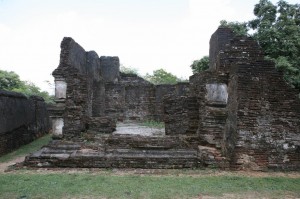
[25,134,227,169]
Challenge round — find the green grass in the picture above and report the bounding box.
[0,174,299,199]
[0,134,52,163]
[141,120,165,129]
[0,134,299,198]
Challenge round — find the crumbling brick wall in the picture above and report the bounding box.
[0,91,50,156]
[210,28,300,170]
[51,37,191,138]
[164,95,189,135]
[188,71,228,148]
[209,27,234,71]
[216,36,265,74]
[100,56,120,83]
[104,73,190,122]
[52,38,91,138]
[52,37,116,139]
[103,73,153,121]
[228,61,300,170]
[163,83,190,135]
[155,85,176,121]
[124,84,155,121]
[104,82,125,120]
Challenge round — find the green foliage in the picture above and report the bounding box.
[220,20,249,36]
[220,0,300,91]
[144,68,183,85]
[250,0,300,90]
[190,56,209,74]
[120,65,139,75]
[0,70,23,90]
[0,70,54,104]
[141,120,165,129]
[12,81,55,104]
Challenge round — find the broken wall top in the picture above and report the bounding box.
[209,27,264,73]
[52,37,120,82]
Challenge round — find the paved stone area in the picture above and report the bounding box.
[113,122,165,136]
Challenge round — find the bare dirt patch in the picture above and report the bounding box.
[0,156,25,173]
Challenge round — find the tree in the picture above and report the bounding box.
[144,69,183,85]
[250,0,300,90]
[219,20,249,36]
[221,0,300,91]
[0,69,54,103]
[120,65,139,75]
[0,70,23,90]
[190,56,209,74]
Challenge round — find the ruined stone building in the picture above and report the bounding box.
[25,27,300,170]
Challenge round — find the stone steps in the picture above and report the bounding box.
[25,144,200,169]
[24,135,226,169]
[92,134,206,150]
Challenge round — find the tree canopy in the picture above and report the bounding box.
[219,20,249,36]
[0,69,54,103]
[220,0,300,91]
[144,69,186,85]
[190,56,209,74]
[120,65,139,75]
[0,70,23,90]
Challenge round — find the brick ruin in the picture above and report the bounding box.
[0,91,50,156]
[25,27,300,170]
[47,37,189,140]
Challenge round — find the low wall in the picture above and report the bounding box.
[0,90,50,156]
[104,74,190,122]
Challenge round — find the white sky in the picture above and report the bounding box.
[0,0,298,94]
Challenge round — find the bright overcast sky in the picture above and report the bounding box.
[0,0,299,94]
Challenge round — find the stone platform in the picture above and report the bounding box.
[24,133,225,169]
[24,137,198,169]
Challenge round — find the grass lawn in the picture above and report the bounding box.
[0,134,299,199]
[0,173,300,199]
